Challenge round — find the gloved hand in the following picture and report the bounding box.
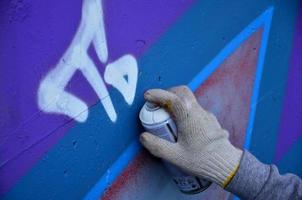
[140,85,243,187]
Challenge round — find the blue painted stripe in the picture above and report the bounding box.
[83,140,142,200]
[243,7,273,150]
[84,7,273,200]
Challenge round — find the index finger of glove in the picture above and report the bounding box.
[168,85,198,109]
[144,88,187,120]
[168,86,210,120]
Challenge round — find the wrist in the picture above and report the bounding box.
[202,140,243,187]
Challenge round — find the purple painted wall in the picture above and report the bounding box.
[275,2,302,161]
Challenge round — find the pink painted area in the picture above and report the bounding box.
[102,151,166,200]
[195,29,262,148]
[100,29,263,199]
[102,151,231,200]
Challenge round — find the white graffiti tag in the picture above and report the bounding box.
[37,0,138,122]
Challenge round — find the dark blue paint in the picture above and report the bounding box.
[277,137,302,177]
[250,0,300,163]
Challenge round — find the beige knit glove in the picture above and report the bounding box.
[140,86,243,187]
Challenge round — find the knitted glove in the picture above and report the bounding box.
[140,85,243,187]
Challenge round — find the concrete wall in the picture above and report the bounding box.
[1,0,301,199]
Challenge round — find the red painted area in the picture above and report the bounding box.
[195,28,262,148]
[100,28,263,200]
[101,152,146,200]
[102,150,167,200]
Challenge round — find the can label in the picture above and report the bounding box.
[173,176,202,193]
[143,119,177,142]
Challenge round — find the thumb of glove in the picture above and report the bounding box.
[140,132,178,161]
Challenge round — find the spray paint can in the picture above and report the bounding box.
[139,102,212,194]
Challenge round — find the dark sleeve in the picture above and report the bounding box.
[226,151,302,200]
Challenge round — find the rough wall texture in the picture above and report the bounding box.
[0,0,301,199]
